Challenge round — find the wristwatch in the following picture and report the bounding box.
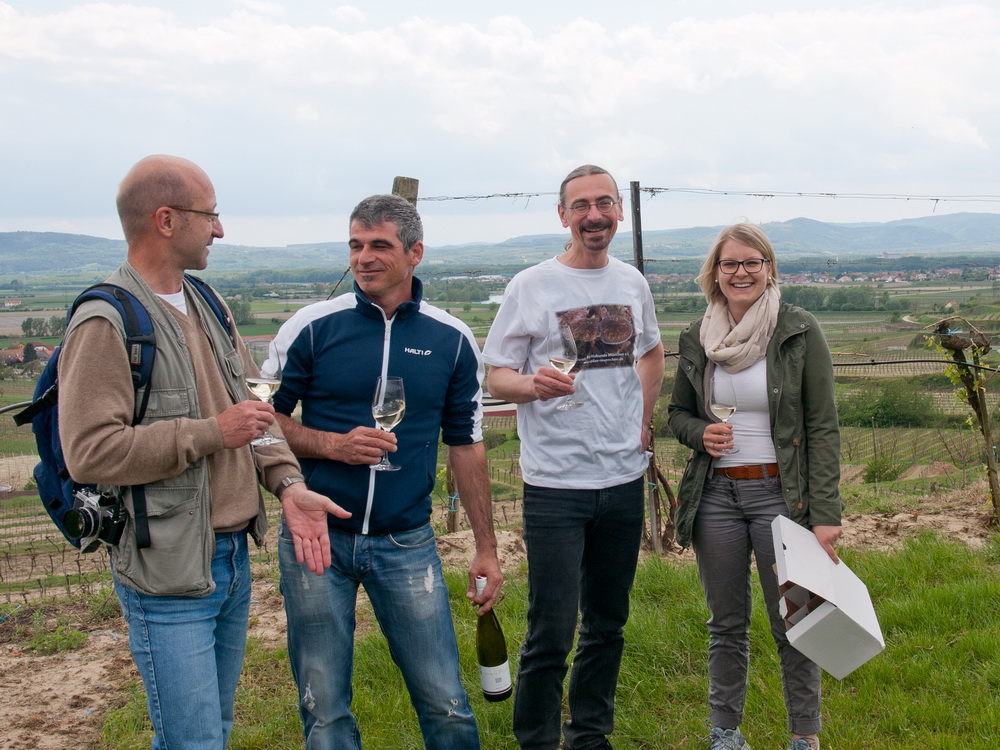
[277,476,305,498]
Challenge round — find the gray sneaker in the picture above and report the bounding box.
[786,738,818,750]
[705,726,751,750]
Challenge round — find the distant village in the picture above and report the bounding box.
[1,341,53,366]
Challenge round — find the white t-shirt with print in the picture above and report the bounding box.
[482,256,660,490]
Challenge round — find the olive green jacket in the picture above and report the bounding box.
[668,302,842,549]
[61,263,286,596]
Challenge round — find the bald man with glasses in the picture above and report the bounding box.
[58,154,343,748]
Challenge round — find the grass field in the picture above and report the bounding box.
[8,533,995,749]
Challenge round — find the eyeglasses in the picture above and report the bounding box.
[166,206,221,222]
[717,258,770,274]
[563,199,619,216]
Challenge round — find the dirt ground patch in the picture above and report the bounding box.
[0,455,39,490]
[838,479,995,552]
[0,480,995,749]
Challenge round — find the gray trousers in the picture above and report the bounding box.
[692,472,822,736]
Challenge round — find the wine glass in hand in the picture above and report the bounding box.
[372,376,405,471]
[547,324,583,411]
[709,376,739,454]
[247,340,285,446]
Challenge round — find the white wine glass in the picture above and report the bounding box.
[372,376,405,471]
[247,340,286,446]
[547,324,583,411]
[709,375,739,454]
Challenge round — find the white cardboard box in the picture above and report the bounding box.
[771,515,885,679]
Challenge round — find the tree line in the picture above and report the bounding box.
[20,316,66,339]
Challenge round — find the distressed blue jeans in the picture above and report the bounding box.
[113,530,252,750]
[692,473,822,736]
[278,520,479,750]
[513,477,645,750]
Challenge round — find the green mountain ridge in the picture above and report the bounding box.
[2,212,999,275]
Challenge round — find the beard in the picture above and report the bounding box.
[579,219,614,251]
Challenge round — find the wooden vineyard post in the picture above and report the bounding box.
[446,458,460,533]
[930,316,1000,527]
[392,176,419,205]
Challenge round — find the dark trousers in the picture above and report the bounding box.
[513,477,645,750]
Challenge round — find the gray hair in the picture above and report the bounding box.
[558,164,620,206]
[350,194,423,252]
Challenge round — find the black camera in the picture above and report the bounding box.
[65,488,126,553]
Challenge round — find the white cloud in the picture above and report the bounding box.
[234,0,285,15]
[331,5,365,24]
[0,1,997,245]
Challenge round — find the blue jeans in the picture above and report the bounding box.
[513,477,645,750]
[278,520,479,750]
[692,473,822,736]
[113,531,252,750]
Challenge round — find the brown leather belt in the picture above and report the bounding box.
[715,463,779,480]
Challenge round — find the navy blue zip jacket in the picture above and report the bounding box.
[270,278,484,535]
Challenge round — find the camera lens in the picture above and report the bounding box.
[65,507,100,540]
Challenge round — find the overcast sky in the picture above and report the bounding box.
[1,1,998,248]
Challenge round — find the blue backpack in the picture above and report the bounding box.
[13,275,230,550]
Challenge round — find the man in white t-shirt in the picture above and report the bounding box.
[482,165,665,750]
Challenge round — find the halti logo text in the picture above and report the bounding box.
[405,347,432,356]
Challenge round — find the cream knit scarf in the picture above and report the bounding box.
[700,283,781,373]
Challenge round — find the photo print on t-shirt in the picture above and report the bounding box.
[555,304,636,370]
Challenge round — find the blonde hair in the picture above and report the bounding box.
[697,222,779,305]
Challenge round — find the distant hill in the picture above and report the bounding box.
[637,213,1000,260]
[2,213,999,275]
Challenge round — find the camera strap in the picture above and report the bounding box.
[129,378,152,549]
[131,488,151,550]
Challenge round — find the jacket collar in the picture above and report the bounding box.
[352,276,423,321]
[770,302,812,344]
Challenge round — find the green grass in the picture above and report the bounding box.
[27,619,88,653]
[93,533,1000,749]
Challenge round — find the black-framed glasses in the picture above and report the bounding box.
[563,199,619,216]
[167,206,221,222]
[717,258,770,274]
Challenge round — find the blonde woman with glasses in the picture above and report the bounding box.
[668,223,843,750]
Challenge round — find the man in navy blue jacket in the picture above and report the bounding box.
[269,194,502,750]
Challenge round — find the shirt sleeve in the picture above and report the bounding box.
[481,279,532,372]
[440,327,485,446]
[635,279,661,357]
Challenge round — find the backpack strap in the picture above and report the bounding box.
[70,284,158,424]
[11,381,57,427]
[185,273,232,339]
[75,285,158,548]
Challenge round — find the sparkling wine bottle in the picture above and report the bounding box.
[474,576,512,702]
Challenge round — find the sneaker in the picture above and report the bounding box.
[705,726,751,750]
[786,738,818,750]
